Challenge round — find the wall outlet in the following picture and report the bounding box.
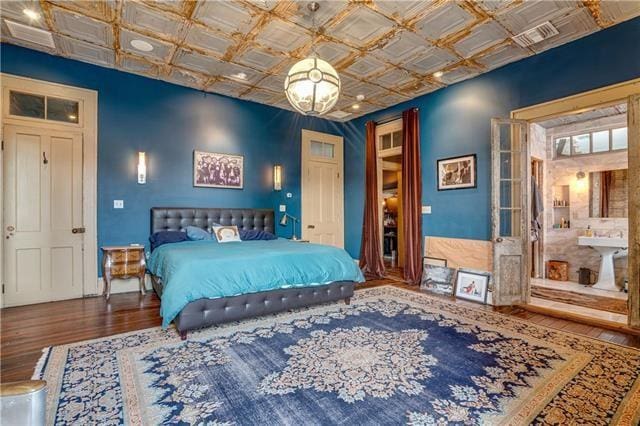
[279,204,286,212]
[422,205,431,214]
[114,200,124,209]
[286,192,293,199]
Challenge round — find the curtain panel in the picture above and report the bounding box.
[401,108,423,284]
[359,121,386,278]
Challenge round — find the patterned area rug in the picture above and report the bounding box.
[36,286,640,425]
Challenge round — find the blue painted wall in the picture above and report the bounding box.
[0,43,344,273]
[342,17,640,258]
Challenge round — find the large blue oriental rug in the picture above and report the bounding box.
[36,286,640,425]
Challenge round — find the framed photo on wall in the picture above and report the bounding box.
[437,154,476,190]
[454,270,490,303]
[194,150,244,189]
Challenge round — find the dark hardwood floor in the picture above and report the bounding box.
[2,281,639,382]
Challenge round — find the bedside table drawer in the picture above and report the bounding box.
[109,263,143,277]
[111,250,141,263]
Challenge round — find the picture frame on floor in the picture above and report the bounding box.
[455,270,490,303]
[423,256,447,267]
[421,265,456,296]
[437,154,477,190]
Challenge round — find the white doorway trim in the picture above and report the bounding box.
[1,73,98,303]
[300,129,344,248]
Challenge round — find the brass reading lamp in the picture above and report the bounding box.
[279,213,300,241]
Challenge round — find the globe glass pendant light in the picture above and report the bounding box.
[285,2,340,115]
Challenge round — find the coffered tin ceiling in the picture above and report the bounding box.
[1,1,639,121]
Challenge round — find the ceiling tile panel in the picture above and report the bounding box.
[247,0,280,12]
[184,25,235,57]
[475,42,530,70]
[241,87,280,105]
[166,67,208,89]
[119,53,160,78]
[58,35,115,68]
[221,62,264,85]
[192,0,258,35]
[495,0,578,34]
[343,80,386,99]
[49,0,117,22]
[51,7,113,47]
[206,78,251,97]
[372,90,412,108]
[234,46,286,72]
[173,47,225,74]
[142,0,192,15]
[403,46,458,75]
[0,1,47,29]
[476,1,517,13]
[439,65,480,85]
[256,73,285,92]
[600,1,640,23]
[529,8,599,53]
[453,21,510,58]
[371,67,415,89]
[344,54,387,79]
[396,80,439,97]
[122,0,187,41]
[314,41,356,64]
[373,30,431,64]
[328,6,395,48]
[282,0,349,29]
[254,18,310,53]
[414,2,476,41]
[120,28,174,62]
[373,0,436,21]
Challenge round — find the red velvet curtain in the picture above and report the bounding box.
[359,121,386,278]
[401,108,423,284]
[600,170,612,218]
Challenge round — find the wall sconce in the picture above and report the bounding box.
[575,170,586,191]
[273,164,282,191]
[138,152,146,184]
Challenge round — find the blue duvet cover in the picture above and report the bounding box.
[147,239,365,327]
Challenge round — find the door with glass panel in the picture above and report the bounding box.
[491,119,530,305]
[628,94,640,328]
[301,129,344,247]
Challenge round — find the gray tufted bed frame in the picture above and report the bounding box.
[150,207,355,339]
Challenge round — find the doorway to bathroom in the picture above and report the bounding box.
[527,104,629,323]
[509,78,640,329]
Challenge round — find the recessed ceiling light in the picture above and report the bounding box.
[130,39,154,52]
[229,72,248,81]
[352,104,360,110]
[356,94,365,101]
[433,71,444,78]
[23,9,40,21]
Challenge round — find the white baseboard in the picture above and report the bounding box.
[92,274,153,297]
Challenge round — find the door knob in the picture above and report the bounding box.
[72,227,86,234]
[495,237,504,243]
[307,225,315,229]
[6,225,15,232]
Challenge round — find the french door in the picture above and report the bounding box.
[491,119,530,306]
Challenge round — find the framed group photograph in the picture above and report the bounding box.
[437,154,476,191]
[194,150,244,189]
[454,270,490,304]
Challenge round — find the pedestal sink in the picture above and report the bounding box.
[577,236,628,291]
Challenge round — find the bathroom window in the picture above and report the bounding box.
[554,126,627,159]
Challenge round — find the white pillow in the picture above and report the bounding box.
[212,225,241,243]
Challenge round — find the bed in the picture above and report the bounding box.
[148,207,363,339]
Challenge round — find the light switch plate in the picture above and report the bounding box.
[279,204,286,212]
[422,205,431,214]
[114,200,124,209]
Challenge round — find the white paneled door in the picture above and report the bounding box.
[3,125,84,306]
[301,129,344,248]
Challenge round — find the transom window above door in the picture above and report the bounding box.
[9,90,80,124]
[554,126,627,158]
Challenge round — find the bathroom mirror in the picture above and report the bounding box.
[589,169,628,218]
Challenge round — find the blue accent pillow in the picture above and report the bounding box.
[185,226,214,241]
[239,229,277,241]
[149,231,188,251]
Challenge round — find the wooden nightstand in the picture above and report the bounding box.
[101,246,146,300]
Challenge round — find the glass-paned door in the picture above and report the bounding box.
[491,119,530,306]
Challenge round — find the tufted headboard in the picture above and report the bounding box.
[150,208,275,235]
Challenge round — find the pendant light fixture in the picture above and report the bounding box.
[284,2,341,115]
